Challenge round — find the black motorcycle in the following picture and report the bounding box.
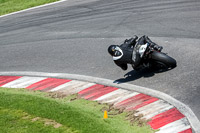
[132,42,177,71]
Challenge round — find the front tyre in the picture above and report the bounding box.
[151,51,177,69]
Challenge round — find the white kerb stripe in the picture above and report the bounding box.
[143,105,174,120]
[15,77,47,88]
[113,92,140,105]
[95,89,128,101]
[98,90,136,104]
[2,77,26,88]
[156,117,191,133]
[136,100,170,113]
[52,81,91,94]
[2,76,46,88]
[64,82,96,94]
[50,81,95,93]
[95,89,131,103]
[75,83,96,93]
[50,80,79,92]
[135,100,174,119]
[105,95,130,104]
[61,82,88,91]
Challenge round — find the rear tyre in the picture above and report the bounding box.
[151,51,177,69]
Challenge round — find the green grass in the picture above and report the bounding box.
[0,87,155,133]
[0,108,77,133]
[0,0,59,16]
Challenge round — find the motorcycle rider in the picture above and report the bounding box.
[108,35,163,70]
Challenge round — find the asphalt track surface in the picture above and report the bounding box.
[0,0,200,126]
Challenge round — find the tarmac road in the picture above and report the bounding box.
[0,0,200,123]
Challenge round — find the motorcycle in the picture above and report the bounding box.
[132,42,177,71]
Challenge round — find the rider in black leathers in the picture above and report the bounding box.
[108,35,163,70]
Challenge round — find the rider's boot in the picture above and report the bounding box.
[153,45,163,52]
[145,36,163,51]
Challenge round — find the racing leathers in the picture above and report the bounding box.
[109,35,163,70]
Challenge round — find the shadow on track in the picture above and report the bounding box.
[114,67,175,84]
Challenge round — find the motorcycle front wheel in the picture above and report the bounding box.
[151,51,177,69]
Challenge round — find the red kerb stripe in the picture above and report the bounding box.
[148,108,185,129]
[78,84,104,95]
[86,87,118,100]
[0,76,22,87]
[116,94,157,110]
[83,86,109,99]
[115,93,141,106]
[127,96,158,110]
[26,78,71,91]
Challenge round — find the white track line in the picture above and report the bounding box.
[0,0,69,18]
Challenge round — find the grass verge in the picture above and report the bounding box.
[0,87,155,133]
[0,0,60,16]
